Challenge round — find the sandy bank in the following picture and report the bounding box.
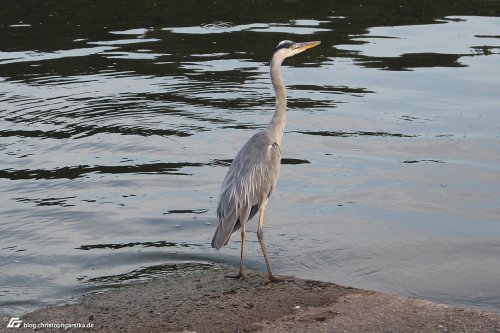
[2,265,500,332]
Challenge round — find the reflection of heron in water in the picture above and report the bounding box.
[211,40,321,281]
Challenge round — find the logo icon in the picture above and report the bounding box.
[6,317,22,328]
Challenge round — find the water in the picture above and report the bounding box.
[1,0,500,315]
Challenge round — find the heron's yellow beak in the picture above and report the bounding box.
[292,41,321,52]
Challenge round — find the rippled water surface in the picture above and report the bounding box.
[1,1,500,314]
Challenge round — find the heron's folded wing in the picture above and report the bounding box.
[211,131,281,249]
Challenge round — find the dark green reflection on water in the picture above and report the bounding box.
[0,162,202,180]
[78,240,188,251]
[81,262,214,284]
[1,0,499,76]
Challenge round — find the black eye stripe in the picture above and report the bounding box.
[275,40,294,51]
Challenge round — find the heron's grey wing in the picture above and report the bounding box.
[211,131,281,249]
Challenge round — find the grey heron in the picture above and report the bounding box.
[211,40,321,281]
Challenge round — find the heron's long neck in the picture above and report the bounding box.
[267,55,286,145]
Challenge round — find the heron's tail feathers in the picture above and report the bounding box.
[211,220,241,249]
[211,226,225,249]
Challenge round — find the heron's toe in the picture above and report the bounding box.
[225,272,245,280]
[267,274,294,283]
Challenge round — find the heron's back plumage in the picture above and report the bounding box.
[211,130,281,249]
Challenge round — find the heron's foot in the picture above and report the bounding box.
[267,274,294,283]
[225,272,245,280]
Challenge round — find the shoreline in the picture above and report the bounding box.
[2,265,500,332]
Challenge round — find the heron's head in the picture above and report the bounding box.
[273,40,321,60]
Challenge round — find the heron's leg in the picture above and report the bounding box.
[225,223,246,279]
[257,199,294,282]
[257,199,278,281]
[238,223,246,278]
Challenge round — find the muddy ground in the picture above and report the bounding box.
[2,265,500,332]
